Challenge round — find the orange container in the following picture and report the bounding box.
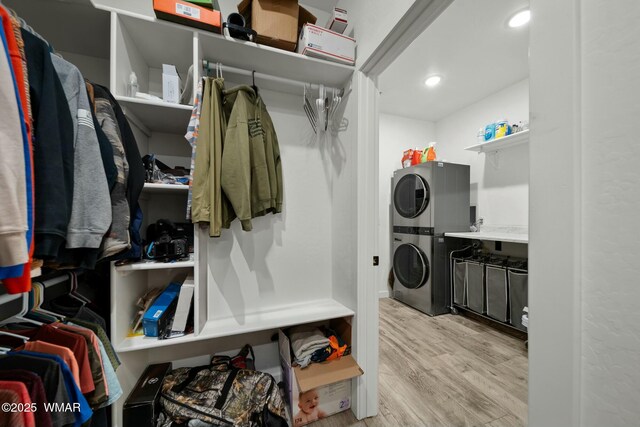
[153,0,222,33]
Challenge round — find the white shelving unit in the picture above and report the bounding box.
[115,96,192,134]
[465,129,530,153]
[102,6,360,427]
[115,299,354,353]
[142,183,189,194]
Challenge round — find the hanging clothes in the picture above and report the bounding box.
[0,370,52,427]
[51,55,112,250]
[92,84,131,259]
[0,14,28,272]
[7,350,93,427]
[21,28,75,261]
[0,354,76,427]
[0,8,35,294]
[221,85,283,231]
[191,77,232,237]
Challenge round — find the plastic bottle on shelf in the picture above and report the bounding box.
[495,119,511,139]
[484,122,496,141]
[477,127,485,143]
[128,71,138,98]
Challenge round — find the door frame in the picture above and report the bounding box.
[354,0,456,419]
[356,0,583,423]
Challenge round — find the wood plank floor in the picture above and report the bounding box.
[314,298,528,427]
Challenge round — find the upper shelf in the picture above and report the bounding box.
[114,298,355,352]
[142,183,189,194]
[115,96,192,134]
[110,10,355,90]
[465,129,530,153]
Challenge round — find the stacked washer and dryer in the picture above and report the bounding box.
[392,162,470,316]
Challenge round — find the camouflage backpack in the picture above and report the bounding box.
[160,349,289,427]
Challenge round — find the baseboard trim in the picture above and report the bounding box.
[378,290,390,299]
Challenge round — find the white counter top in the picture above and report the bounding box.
[445,228,528,244]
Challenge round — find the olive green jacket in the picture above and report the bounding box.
[221,86,283,231]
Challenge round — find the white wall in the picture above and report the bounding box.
[337,0,415,68]
[206,88,334,319]
[580,0,640,423]
[580,2,640,424]
[378,114,435,297]
[58,51,111,88]
[529,0,640,426]
[435,78,529,227]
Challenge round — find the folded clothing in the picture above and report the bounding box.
[289,325,330,368]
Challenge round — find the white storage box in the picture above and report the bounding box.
[297,24,355,66]
[326,7,348,34]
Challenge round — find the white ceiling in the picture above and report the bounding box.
[379,0,529,122]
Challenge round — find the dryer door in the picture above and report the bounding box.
[394,173,430,218]
[393,243,430,289]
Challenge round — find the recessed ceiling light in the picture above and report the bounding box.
[508,10,530,28]
[425,76,441,87]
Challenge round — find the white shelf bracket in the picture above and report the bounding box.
[488,150,501,169]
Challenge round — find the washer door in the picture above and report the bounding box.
[393,243,430,289]
[394,174,430,218]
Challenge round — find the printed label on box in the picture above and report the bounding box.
[176,3,200,19]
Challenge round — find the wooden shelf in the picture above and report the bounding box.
[114,298,355,352]
[115,96,192,134]
[142,183,189,194]
[464,129,529,153]
[115,258,195,272]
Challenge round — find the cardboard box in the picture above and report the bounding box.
[123,362,172,427]
[297,24,356,66]
[237,0,317,51]
[143,282,181,337]
[153,0,221,33]
[327,7,348,34]
[162,64,181,104]
[279,318,363,427]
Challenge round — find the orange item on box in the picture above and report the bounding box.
[411,150,422,165]
[153,0,222,33]
[426,146,436,161]
[401,149,414,168]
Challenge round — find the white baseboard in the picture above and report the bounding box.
[378,290,390,299]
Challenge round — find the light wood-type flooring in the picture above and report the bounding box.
[315,298,528,427]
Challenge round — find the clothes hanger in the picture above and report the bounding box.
[251,70,259,96]
[0,331,29,341]
[68,272,90,304]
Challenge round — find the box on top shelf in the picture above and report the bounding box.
[298,24,356,66]
[153,0,222,33]
[326,7,348,34]
[237,0,316,52]
[279,317,363,427]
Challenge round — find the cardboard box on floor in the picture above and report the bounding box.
[279,318,363,427]
[237,0,316,51]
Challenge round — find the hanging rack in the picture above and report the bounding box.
[202,59,344,94]
[202,60,346,133]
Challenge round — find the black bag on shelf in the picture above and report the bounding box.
[160,346,288,427]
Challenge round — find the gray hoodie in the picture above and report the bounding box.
[51,55,111,248]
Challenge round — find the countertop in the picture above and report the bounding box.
[445,227,528,244]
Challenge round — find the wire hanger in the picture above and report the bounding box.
[251,70,259,95]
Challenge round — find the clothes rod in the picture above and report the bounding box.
[202,60,342,93]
